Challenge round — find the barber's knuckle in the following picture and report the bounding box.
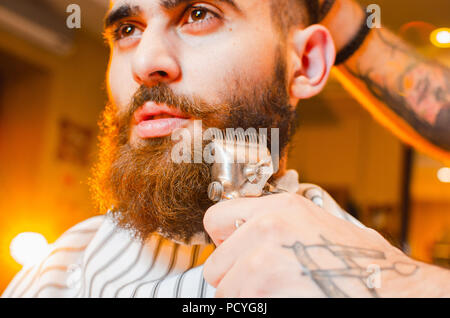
[282,193,307,212]
[267,268,283,284]
[254,263,291,297]
[203,208,217,234]
[247,256,262,273]
[258,277,278,296]
[214,286,226,298]
[241,251,290,297]
[254,214,282,237]
[242,280,271,298]
[245,286,270,298]
[279,192,296,205]
[246,249,268,272]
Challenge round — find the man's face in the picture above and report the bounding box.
[94,0,297,243]
[108,0,282,131]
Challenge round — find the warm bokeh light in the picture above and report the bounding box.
[9,232,50,267]
[436,30,450,44]
[437,167,450,183]
[430,28,450,48]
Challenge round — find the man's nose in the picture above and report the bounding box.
[131,30,181,86]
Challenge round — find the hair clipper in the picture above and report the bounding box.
[207,131,285,203]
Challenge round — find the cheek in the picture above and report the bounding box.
[108,52,139,112]
[179,34,277,104]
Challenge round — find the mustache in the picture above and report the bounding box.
[126,84,221,123]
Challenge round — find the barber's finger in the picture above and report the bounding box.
[203,217,279,288]
[204,209,302,289]
[296,183,344,219]
[203,193,311,246]
[204,196,268,246]
[207,240,255,293]
[302,186,324,208]
[213,248,273,298]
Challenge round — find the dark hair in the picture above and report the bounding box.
[271,0,319,33]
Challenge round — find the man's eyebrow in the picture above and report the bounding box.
[159,0,241,12]
[104,4,142,29]
[104,0,241,30]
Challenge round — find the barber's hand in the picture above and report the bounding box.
[202,185,419,298]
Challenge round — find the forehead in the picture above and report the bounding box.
[108,0,268,15]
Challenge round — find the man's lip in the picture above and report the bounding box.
[136,117,191,138]
[134,102,189,124]
[133,102,191,139]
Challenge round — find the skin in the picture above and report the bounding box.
[104,0,450,297]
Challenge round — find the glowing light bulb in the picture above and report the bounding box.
[10,232,50,266]
[437,167,450,183]
[436,30,450,44]
[430,28,450,48]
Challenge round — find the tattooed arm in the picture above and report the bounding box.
[203,184,450,298]
[321,0,450,160]
[283,236,450,298]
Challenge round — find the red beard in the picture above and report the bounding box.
[90,52,296,244]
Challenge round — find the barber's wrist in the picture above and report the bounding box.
[411,260,450,297]
[319,0,365,52]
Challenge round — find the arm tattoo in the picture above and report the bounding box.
[283,235,419,298]
[345,29,450,151]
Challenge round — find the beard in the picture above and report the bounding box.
[90,52,298,245]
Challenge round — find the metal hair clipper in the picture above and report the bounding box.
[207,131,285,203]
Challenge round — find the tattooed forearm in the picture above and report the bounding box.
[283,235,419,298]
[343,29,450,151]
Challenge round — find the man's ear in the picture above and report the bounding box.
[289,25,335,100]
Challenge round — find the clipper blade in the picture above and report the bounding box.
[208,130,274,202]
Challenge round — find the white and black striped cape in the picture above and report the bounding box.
[2,170,365,298]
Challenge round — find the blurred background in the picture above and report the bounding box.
[0,0,449,293]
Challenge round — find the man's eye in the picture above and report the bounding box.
[186,7,217,24]
[114,23,139,40]
[181,5,222,34]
